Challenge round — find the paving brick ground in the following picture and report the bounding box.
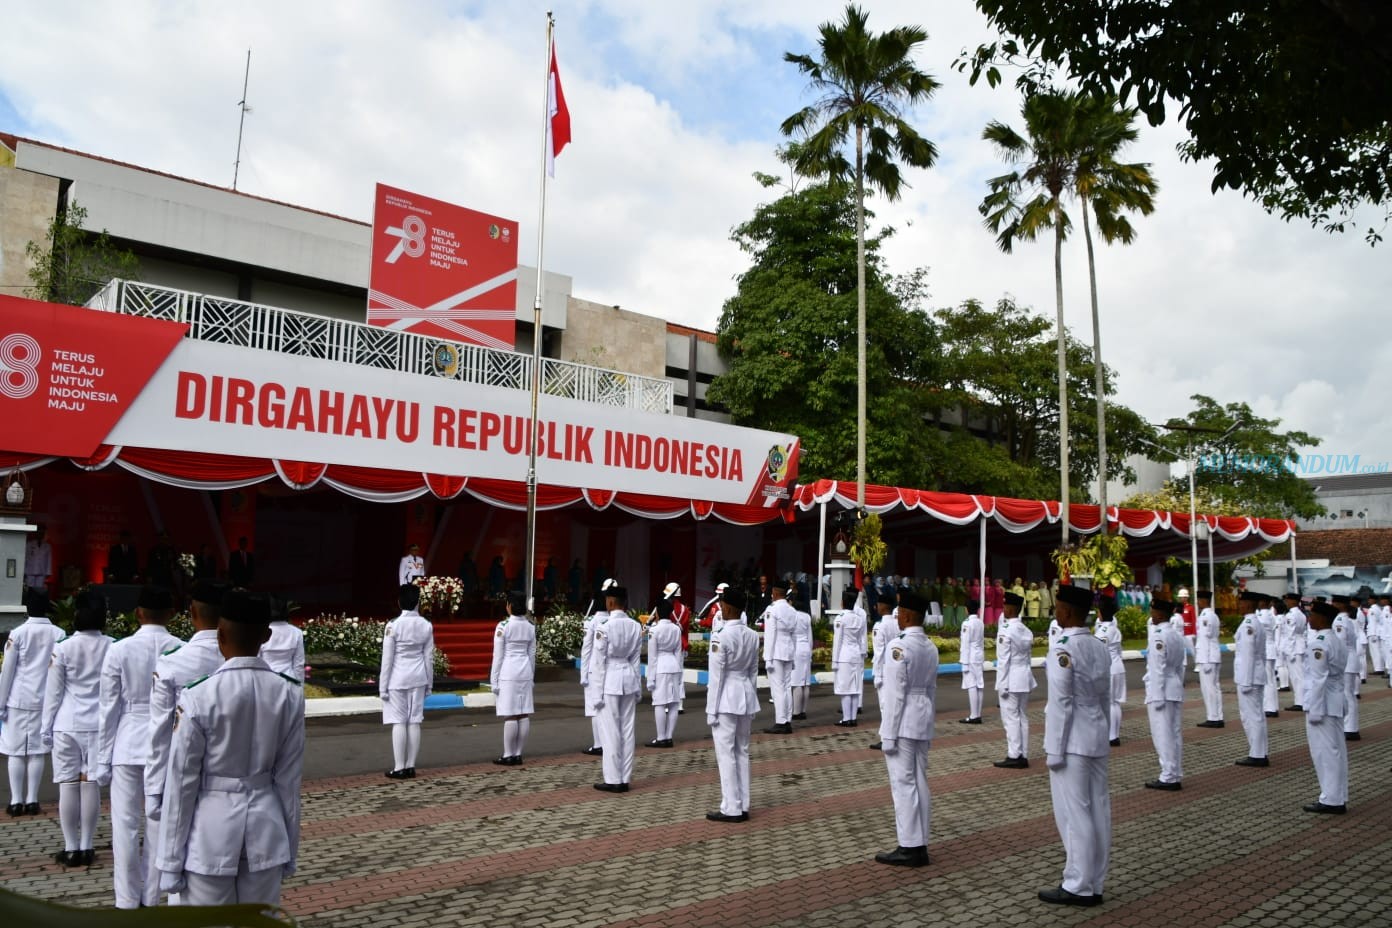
[4,684,1390,927]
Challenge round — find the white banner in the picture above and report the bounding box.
[107,339,799,506]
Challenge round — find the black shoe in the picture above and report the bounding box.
[874,846,930,867]
[1303,802,1346,814]
[1265,711,1280,718]
[1278,686,1291,692]
[1345,732,1362,741]
[53,850,75,866]
[493,756,514,765]
[1038,886,1102,906]
[1144,780,1182,791]
[661,739,674,748]
[645,738,665,748]
[1109,738,1121,747]
[405,768,417,779]
[1197,720,1225,728]
[22,803,39,815]
[678,709,685,714]
[792,713,808,721]
[79,849,95,866]
[1288,705,1304,712]
[385,768,410,779]
[1235,756,1270,768]
[959,717,983,725]
[857,708,863,716]
[705,811,749,823]
[582,746,603,756]
[833,719,857,728]
[764,723,793,734]
[593,782,629,793]
[869,742,883,751]
[5,804,20,817]
[993,757,1029,769]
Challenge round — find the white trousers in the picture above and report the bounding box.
[1109,673,1126,742]
[598,692,638,785]
[1305,715,1348,806]
[1344,673,1360,733]
[184,860,282,906]
[1237,685,1268,758]
[1198,663,1223,721]
[111,764,159,908]
[1371,637,1385,673]
[1382,639,1392,680]
[1049,754,1110,897]
[1263,660,1280,711]
[768,659,793,724]
[884,738,931,848]
[1275,656,1290,689]
[1146,701,1183,783]
[711,713,753,816]
[998,690,1030,759]
[1284,653,1305,705]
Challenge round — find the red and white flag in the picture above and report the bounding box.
[547,45,571,177]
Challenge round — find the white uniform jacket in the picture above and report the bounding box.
[878,627,938,747]
[762,598,797,663]
[706,620,760,717]
[41,630,112,739]
[1302,628,1346,723]
[1143,623,1186,704]
[259,621,306,681]
[644,619,682,686]
[994,618,1037,693]
[1232,614,1266,687]
[831,609,867,665]
[1258,610,1279,662]
[592,611,642,698]
[156,657,305,878]
[147,631,225,809]
[0,616,65,713]
[1093,619,1124,676]
[97,624,182,769]
[1195,608,1222,664]
[871,613,897,686]
[791,609,814,680]
[1333,615,1362,676]
[398,555,425,586]
[490,617,536,689]
[1044,632,1111,759]
[580,614,599,687]
[959,614,985,666]
[379,610,434,697]
[1282,608,1308,658]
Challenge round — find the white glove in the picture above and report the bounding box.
[159,870,186,893]
[380,692,390,702]
[706,715,718,728]
[881,739,898,755]
[1046,754,1066,770]
[145,793,162,820]
[94,764,112,787]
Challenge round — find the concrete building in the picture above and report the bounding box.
[1298,474,1392,531]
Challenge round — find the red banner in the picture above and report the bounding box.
[367,183,519,350]
[0,295,186,458]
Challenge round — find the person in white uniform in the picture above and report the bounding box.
[1,591,65,818]
[1232,592,1269,767]
[873,591,938,868]
[644,598,682,748]
[40,590,110,865]
[1038,583,1111,907]
[761,578,797,734]
[832,589,867,726]
[579,579,617,756]
[380,584,434,779]
[1254,595,1281,713]
[869,591,898,749]
[1194,590,1224,728]
[1330,595,1361,741]
[661,582,691,714]
[1143,597,1186,790]
[994,594,1037,768]
[398,543,425,586]
[1368,594,1387,677]
[23,526,52,596]
[592,586,642,792]
[258,596,305,682]
[705,588,759,822]
[958,598,985,725]
[1280,592,1307,711]
[1301,601,1348,813]
[1092,595,1125,746]
[491,593,536,765]
[1350,595,1369,683]
[790,597,814,721]
[1375,595,1392,680]
[156,589,305,906]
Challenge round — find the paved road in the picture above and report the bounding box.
[5,658,1390,928]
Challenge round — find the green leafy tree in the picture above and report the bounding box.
[981,90,1157,537]
[960,1,1392,242]
[781,2,940,509]
[25,201,139,305]
[708,174,940,489]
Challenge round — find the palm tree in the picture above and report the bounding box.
[979,90,1156,544]
[781,3,939,511]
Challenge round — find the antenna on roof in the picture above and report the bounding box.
[232,49,252,191]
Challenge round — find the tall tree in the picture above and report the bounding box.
[781,3,940,510]
[708,174,940,489]
[25,200,140,305]
[960,1,1392,242]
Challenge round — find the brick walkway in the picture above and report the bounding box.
[4,687,1390,927]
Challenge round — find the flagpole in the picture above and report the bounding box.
[524,11,555,617]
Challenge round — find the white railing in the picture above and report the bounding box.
[86,280,673,414]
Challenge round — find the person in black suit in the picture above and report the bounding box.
[147,532,178,589]
[107,530,139,584]
[229,536,255,586]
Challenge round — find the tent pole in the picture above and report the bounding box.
[1290,533,1298,595]
[815,499,827,619]
[978,516,987,618]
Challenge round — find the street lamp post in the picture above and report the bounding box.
[1159,419,1244,601]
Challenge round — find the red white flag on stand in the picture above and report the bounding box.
[547,45,571,177]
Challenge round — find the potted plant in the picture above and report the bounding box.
[1052,533,1132,593]
[849,511,887,580]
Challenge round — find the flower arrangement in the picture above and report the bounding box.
[302,613,450,677]
[178,552,197,578]
[414,575,464,616]
[849,512,888,575]
[536,608,585,665]
[1052,533,1133,591]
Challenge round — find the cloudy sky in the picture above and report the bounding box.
[2,0,1388,478]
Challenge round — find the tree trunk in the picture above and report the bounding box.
[855,123,867,511]
[1054,206,1070,546]
[1083,202,1108,527]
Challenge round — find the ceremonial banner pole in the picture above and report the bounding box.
[524,11,558,614]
